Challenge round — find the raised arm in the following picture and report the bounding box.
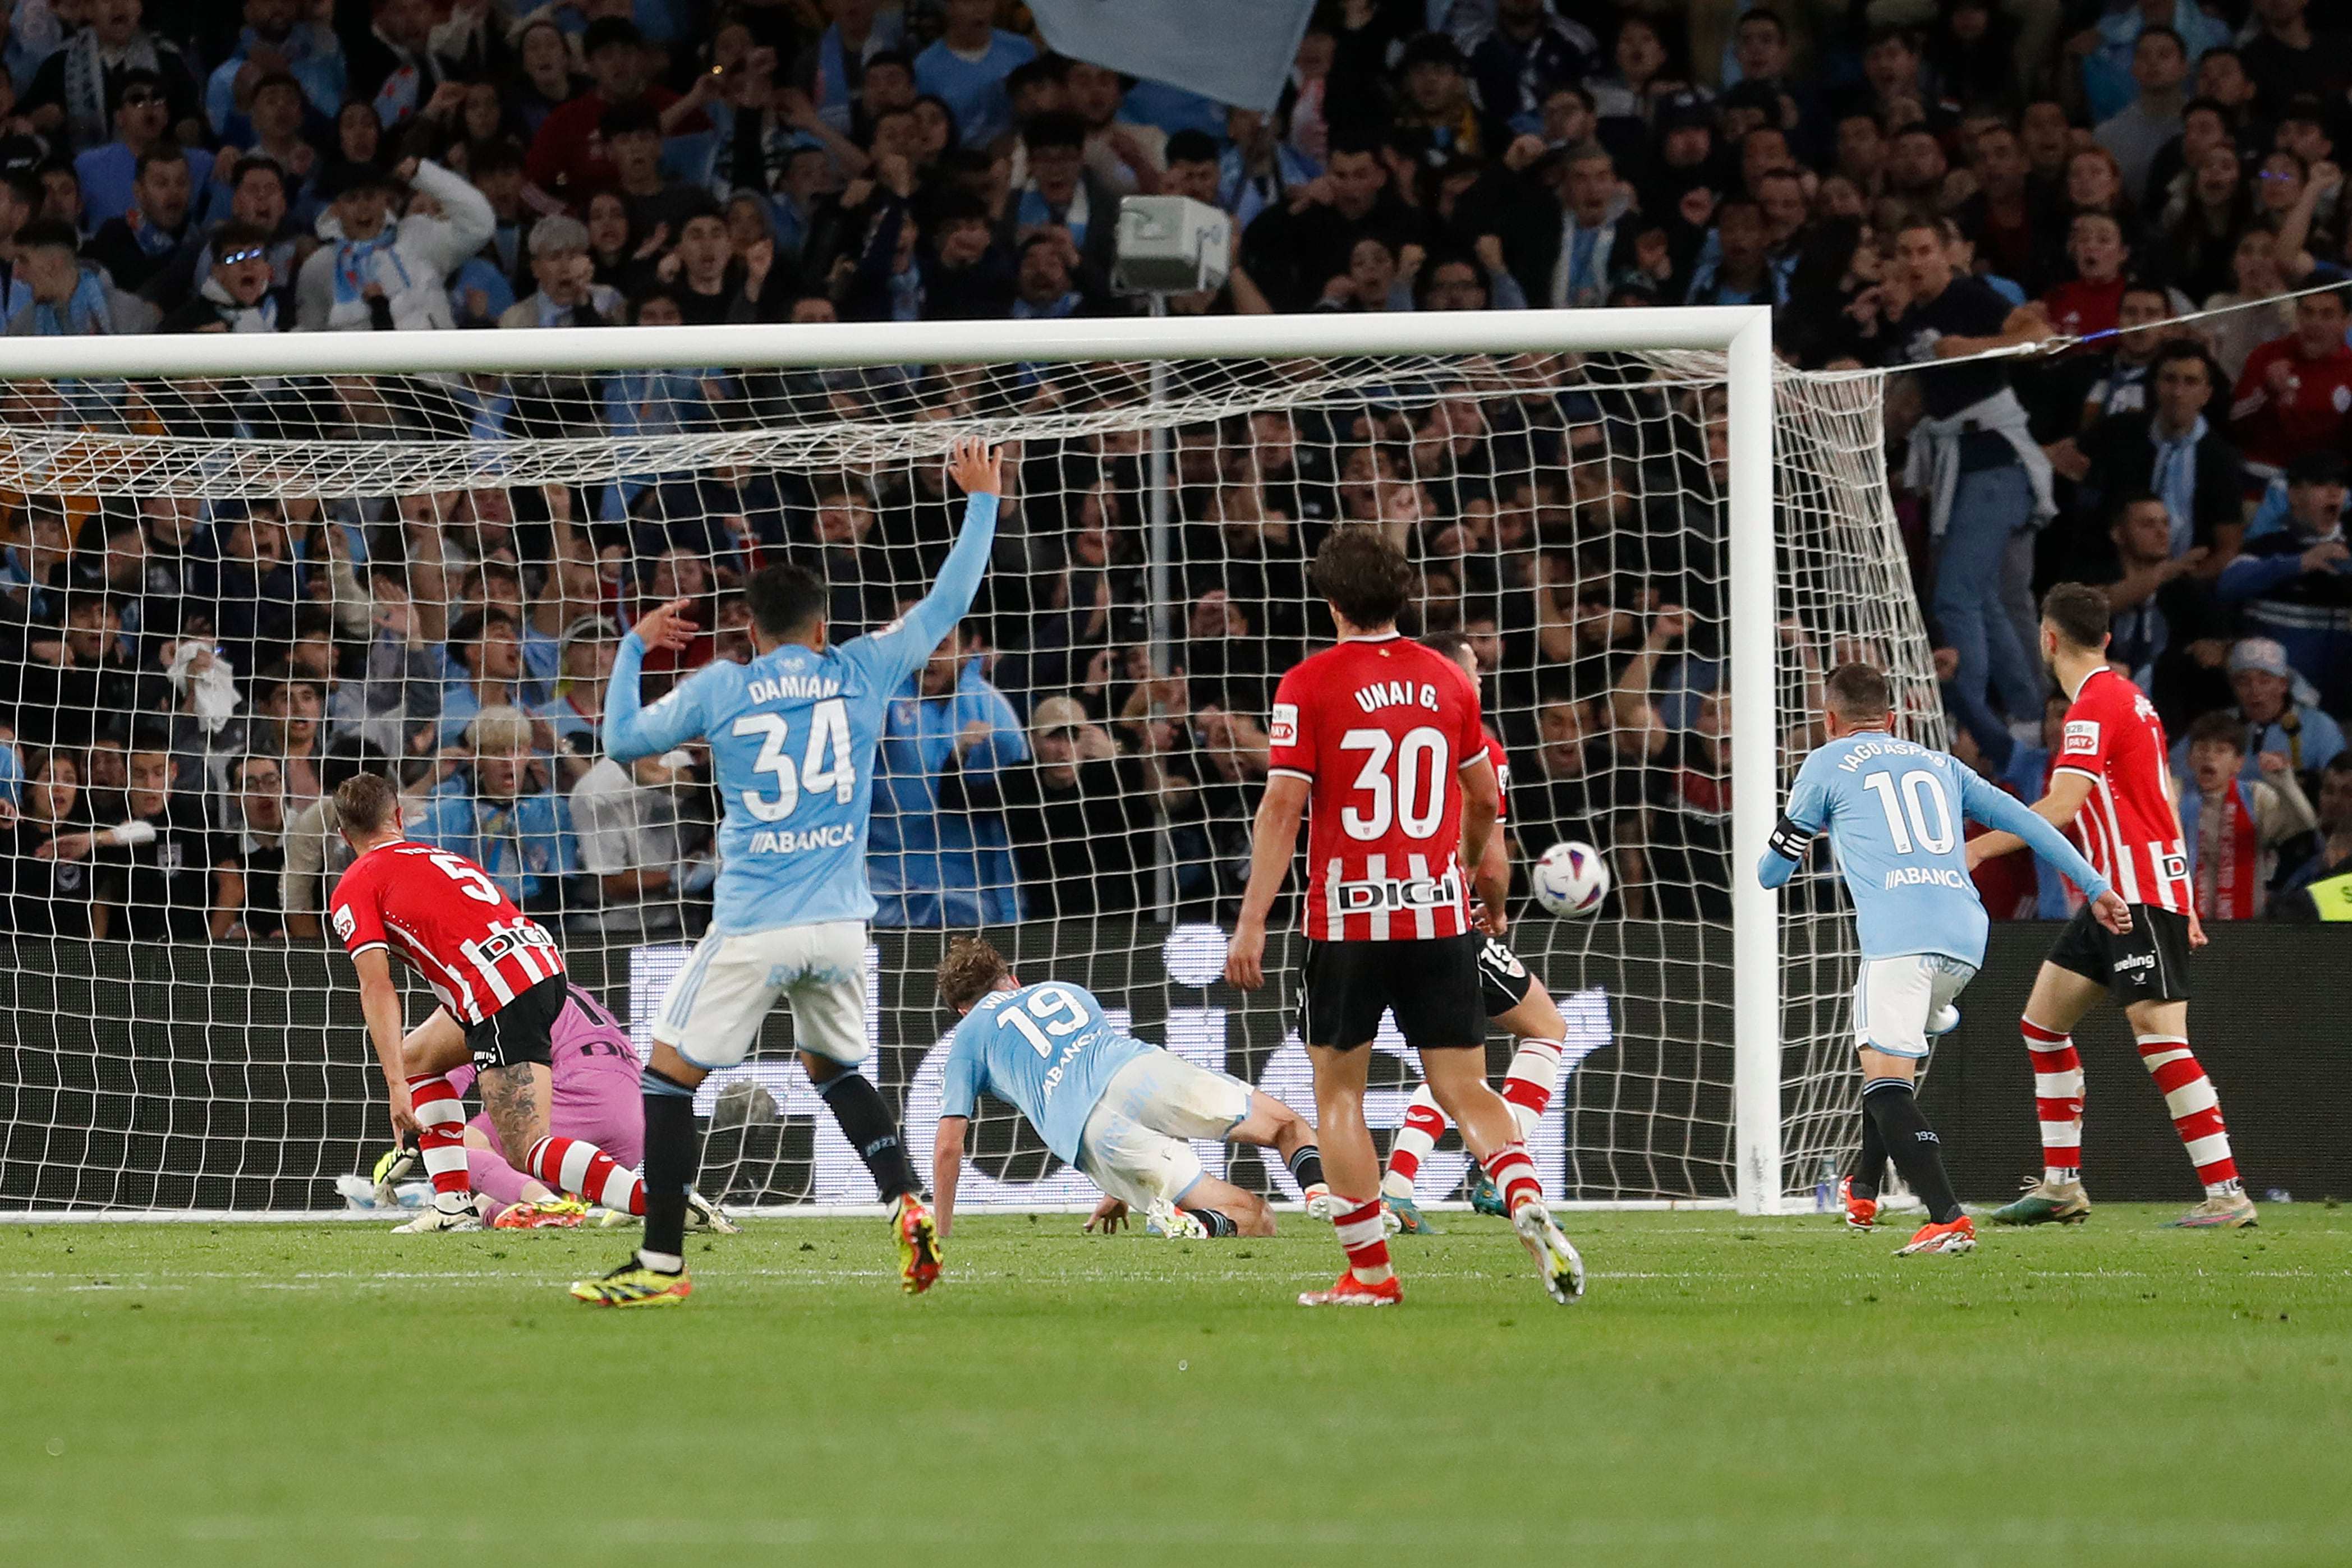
[863,438,1004,686]
[601,607,710,763]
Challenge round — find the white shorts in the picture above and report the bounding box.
[1076,1049,1253,1210]
[1852,953,1978,1060]
[653,920,869,1070]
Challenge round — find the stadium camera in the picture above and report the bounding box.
[1111,195,1230,297]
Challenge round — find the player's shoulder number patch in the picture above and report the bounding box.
[332,905,355,941]
[1270,703,1299,748]
[2062,719,2100,757]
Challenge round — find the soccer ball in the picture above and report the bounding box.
[1531,842,1610,918]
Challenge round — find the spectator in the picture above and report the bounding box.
[2179,709,2317,921]
[2227,284,2352,478]
[204,0,345,140]
[2271,821,2352,919]
[337,0,451,131]
[2095,493,2235,718]
[219,751,290,940]
[247,668,330,806]
[2070,340,2243,571]
[531,614,619,789]
[525,19,705,208]
[1529,142,1625,309]
[94,743,236,942]
[6,217,146,338]
[568,742,715,940]
[1241,134,1418,312]
[870,622,1025,927]
[0,751,99,937]
[2215,454,2352,710]
[75,69,213,229]
[2092,26,2189,204]
[435,608,529,748]
[156,219,284,332]
[412,704,576,912]
[20,0,201,154]
[2170,636,2348,787]
[1463,0,1595,145]
[913,0,1032,153]
[295,157,493,330]
[1880,215,2054,729]
[278,736,386,938]
[936,695,1155,918]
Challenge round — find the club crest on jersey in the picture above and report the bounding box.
[2062,720,2100,756]
[1270,703,1298,747]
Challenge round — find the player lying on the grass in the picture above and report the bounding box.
[329,773,647,1235]
[567,436,1003,1308]
[1760,661,2130,1256]
[1966,584,2257,1230]
[1226,525,1584,1308]
[373,980,734,1234]
[931,937,1328,1240]
[1380,629,1572,1235]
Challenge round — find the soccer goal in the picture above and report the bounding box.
[0,307,1932,1220]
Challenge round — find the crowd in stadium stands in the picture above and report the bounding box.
[0,0,2349,944]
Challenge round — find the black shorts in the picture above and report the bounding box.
[1477,935,1537,1018]
[1299,931,1486,1050]
[463,973,566,1072]
[2045,903,2193,1005]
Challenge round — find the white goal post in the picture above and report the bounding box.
[0,305,1921,1220]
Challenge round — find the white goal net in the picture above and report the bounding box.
[0,313,1931,1217]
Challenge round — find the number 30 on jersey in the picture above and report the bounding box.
[731,698,856,822]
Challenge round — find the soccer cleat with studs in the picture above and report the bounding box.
[1466,1160,1508,1217]
[1302,1184,1345,1223]
[686,1189,741,1234]
[491,1197,587,1230]
[568,1259,692,1308]
[1511,1200,1586,1304]
[2164,1190,2258,1229]
[1298,1270,1403,1307]
[1840,1176,1878,1233]
[1896,1215,1977,1256]
[893,1192,943,1294]
[1384,1193,1438,1235]
[369,1140,419,1208]
[392,1197,483,1233]
[1144,1201,1209,1240]
[1991,1176,2092,1226]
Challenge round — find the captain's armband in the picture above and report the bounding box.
[1766,816,1814,862]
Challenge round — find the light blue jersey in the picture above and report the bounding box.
[603,491,998,933]
[1759,731,2114,966]
[940,981,1155,1165]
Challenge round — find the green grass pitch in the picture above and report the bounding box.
[4,1208,2349,1567]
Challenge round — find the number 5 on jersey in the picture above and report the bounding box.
[731,698,856,822]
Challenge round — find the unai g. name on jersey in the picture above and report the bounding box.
[1267,632,1489,941]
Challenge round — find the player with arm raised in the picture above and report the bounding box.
[568,436,1004,1308]
[328,773,649,1234]
[1965,583,2256,1230]
[929,937,1329,1241]
[1379,629,1576,1235]
[1225,525,1585,1308]
[1760,662,2132,1256]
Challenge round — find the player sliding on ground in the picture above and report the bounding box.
[568,435,1005,1307]
[328,774,649,1234]
[930,937,1329,1241]
[1967,584,2257,1230]
[1226,525,1584,1308]
[1760,661,2130,1256]
[1380,630,1574,1235]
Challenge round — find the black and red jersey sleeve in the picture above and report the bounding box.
[2054,683,2115,783]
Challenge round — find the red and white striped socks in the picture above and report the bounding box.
[526,1135,647,1215]
[1380,1094,1447,1200]
[1482,1142,1544,1216]
[408,1075,472,1210]
[1379,1038,1565,1201]
[2020,1018,2083,1184]
[1499,1038,1564,1136]
[1333,1198,1394,1286]
[2135,1034,2241,1196]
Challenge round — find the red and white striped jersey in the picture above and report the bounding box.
[1268,633,1489,942]
[2051,666,2193,914]
[329,841,566,1024]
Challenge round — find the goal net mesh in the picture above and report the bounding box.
[0,347,1930,1215]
